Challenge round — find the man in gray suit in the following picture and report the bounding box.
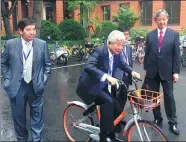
[113,26,133,133]
[118,26,133,88]
[1,18,51,141]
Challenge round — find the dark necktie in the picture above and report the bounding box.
[158,30,163,50]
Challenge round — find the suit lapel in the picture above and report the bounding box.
[32,39,37,63]
[16,38,23,63]
[16,38,37,63]
[126,45,131,65]
[160,28,170,53]
[154,29,159,53]
[103,44,109,71]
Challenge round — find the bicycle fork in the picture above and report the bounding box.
[134,115,151,141]
[123,112,150,141]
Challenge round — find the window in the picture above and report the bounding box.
[102,5,110,21]
[165,0,180,25]
[43,2,55,22]
[119,3,130,8]
[140,1,153,26]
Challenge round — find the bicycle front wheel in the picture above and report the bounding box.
[126,120,168,141]
[181,55,186,67]
[63,104,94,142]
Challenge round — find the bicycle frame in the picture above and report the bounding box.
[67,100,145,141]
[65,78,152,141]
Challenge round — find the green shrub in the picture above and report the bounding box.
[129,27,150,42]
[58,19,86,41]
[1,35,7,40]
[95,20,118,39]
[180,28,186,36]
[40,20,61,41]
[112,4,140,30]
[1,35,19,40]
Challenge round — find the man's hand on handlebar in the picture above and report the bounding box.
[131,71,141,79]
[106,75,118,86]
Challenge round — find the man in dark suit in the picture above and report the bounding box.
[144,9,180,135]
[76,30,140,142]
[1,18,51,141]
[118,26,133,89]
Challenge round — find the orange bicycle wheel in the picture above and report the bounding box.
[62,104,94,142]
[126,120,168,141]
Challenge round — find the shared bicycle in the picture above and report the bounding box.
[62,78,168,141]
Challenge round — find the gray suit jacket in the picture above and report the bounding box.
[1,37,51,98]
[115,44,133,85]
[122,44,133,85]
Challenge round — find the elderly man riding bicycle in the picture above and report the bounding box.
[76,30,140,142]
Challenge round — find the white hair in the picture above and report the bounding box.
[107,30,125,44]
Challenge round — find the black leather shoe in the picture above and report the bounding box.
[120,120,127,126]
[112,137,123,142]
[109,133,122,142]
[153,118,163,126]
[100,136,112,142]
[100,133,112,142]
[170,124,180,135]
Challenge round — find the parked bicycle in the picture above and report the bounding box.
[49,40,68,66]
[180,36,186,67]
[132,36,146,64]
[62,77,168,142]
[80,38,105,60]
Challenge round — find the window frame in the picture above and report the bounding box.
[119,3,130,8]
[140,1,153,26]
[164,0,181,25]
[101,5,111,21]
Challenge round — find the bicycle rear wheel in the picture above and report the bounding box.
[72,48,83,61]
[49,52,57,66]
[63,104,94,142]
[126,120,168,141]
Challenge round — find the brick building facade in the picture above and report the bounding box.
[1,0,186,35]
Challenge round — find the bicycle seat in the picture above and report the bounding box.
[135,36,145,43]
[85,43,94,48]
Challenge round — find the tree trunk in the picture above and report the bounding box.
[2,16,13,39]
[33,1,41,38]
[1,0,16,40]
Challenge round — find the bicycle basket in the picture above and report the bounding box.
[128,89,163,111]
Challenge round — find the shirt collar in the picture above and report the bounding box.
[108,48,114,59]
[157,27,167,35]
[21,37,33,46]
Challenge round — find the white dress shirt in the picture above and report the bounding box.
[100,48,114,82]
[21,37,33,78]
[157,27,167,38]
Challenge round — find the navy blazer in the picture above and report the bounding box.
[76,44,133,104]
[144,28,180,81]
[1,38,51,98]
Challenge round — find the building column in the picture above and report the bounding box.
[27,0,33,18]
[55,1,63,24]
[17,1,23,21]
[180,1,186,27]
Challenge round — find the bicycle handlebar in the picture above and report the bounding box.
[116,77,142,92]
